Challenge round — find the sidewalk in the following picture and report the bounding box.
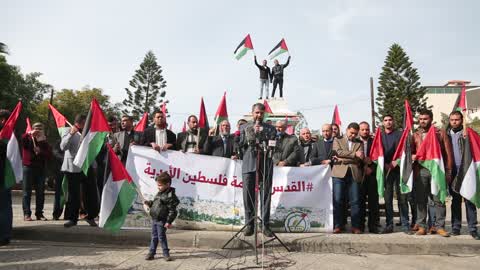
[11,191,480,255]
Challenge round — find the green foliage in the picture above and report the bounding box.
[122,51,167,121]
[470,117,480,133]
[376,43,430,124]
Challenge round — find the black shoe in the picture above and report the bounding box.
[64,220,77,228]
[0,239,10,246]
[244,226,254,237]
[52,215,60,221]
[471,232,480,240]
[263,226,274,238]
[451,230,461,236]
[36,214,48,221]
[395,222,401,226]
[382,226,394,234]
[85,219,97,227]
[164,256,172,261]
[368,227,379,234]
[145,253,154,260]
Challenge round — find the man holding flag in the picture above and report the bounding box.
[254,56,272,100]
[412,109,454,237]
[271,56,291,98]
[447,111,479,239]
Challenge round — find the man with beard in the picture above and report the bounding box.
[272,120,299,167]
[208,120,236,158]
[412,109,453,237]
[447,111,479,239]
[176,115,208,154]
[143,111,176,151]
[238,103,276,237]
[332,123,341,139]
[298,128,314,166]
[0,109,12,245]
[114,115,141,164]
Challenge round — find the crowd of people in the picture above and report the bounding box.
[0,102,479,248]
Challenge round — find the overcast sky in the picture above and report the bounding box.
[2,0,479,131]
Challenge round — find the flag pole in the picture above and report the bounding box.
[463,83,468,136]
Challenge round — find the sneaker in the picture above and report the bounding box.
[36,215,48,221]
[263,226,274,238]
[164,256,172,262]
[244,226,254,237]
[85,219,98,227]
[145,253,154,260]
[64,220,77,228]
[24,215,33,221]
[437,228,450,237]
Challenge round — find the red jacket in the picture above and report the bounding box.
[22,133,52,168]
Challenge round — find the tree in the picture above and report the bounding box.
[122,51,167,121]
[376,43,429,124]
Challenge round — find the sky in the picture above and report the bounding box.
[2,0,479,132]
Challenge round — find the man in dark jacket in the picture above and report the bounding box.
[208,120,236,158]
[298,128,314,166]
[272,120,299,167]
[0,109,12,246]
[448,111,479,240]
[176,115,208,154]
[254,56,272,100]
[271,56,291,98]
[143,111,176,152]
[114,115,141,164]
[308,124,335,166]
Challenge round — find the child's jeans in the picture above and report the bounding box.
[149,220,170,256]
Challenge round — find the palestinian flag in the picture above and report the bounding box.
[416,126,448,203]
[234,34,253,60]
[182,121,187,132]
[285,115,294,135]
[0,101,23,189]
[263,99,273,120]
[73,98,111,175]
[393,127,413,194]
[268,38,288,59]
[198,97,209,129]
[25,117,32,133]
[370,127,385,197]
[331,104,342,127]
[134,112,148,132]
[99,144,137,232]
[214,92,228,133]
[394,100,414,194]
[48,104,69,137]
[455,83,467,112]
[452,128,480,208]
[161,102,167,116]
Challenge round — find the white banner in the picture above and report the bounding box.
[125,145,333,232]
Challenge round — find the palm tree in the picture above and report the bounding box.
[0,42,8,54]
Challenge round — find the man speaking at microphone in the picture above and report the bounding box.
[238,103,276,237]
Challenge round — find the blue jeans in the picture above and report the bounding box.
[22,166,46,217]
[333,174,363,229]
[259,79,269,99]
[0,188,12,242]
[450,186,478,232]
[149,220,170,256]
[384,170,410,229]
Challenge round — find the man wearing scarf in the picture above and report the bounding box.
[298,128,314,166]
[176,115,208,154]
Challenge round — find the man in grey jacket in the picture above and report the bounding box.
[61,114,98,228]
[272,120,299,167]
[238,103,276,237]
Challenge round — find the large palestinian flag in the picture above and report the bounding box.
[0,101,23,189]
[268,38,288,59]
[452,128,480,208]
[394,100,414,194]
[369,127,385,197]
[454,83,467,112]
[234,34,253,60]
[134,112,148,132]
[48,104,69,137]
[416,126,448,203]
[263,99,274,121]
[99,144,137,232]
[198,97,209,130]
[73,99,111,175]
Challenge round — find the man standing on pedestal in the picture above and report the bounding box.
[254,56,272,100]
[271,56,291,98]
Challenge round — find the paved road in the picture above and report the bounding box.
[1,240,479,270]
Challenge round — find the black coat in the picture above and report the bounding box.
[208,134,235,158]
[311,139,334,166]
[272,134,300,166]
[146,187,180,224]
[142,127,177,150]
[176,128,209,154]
